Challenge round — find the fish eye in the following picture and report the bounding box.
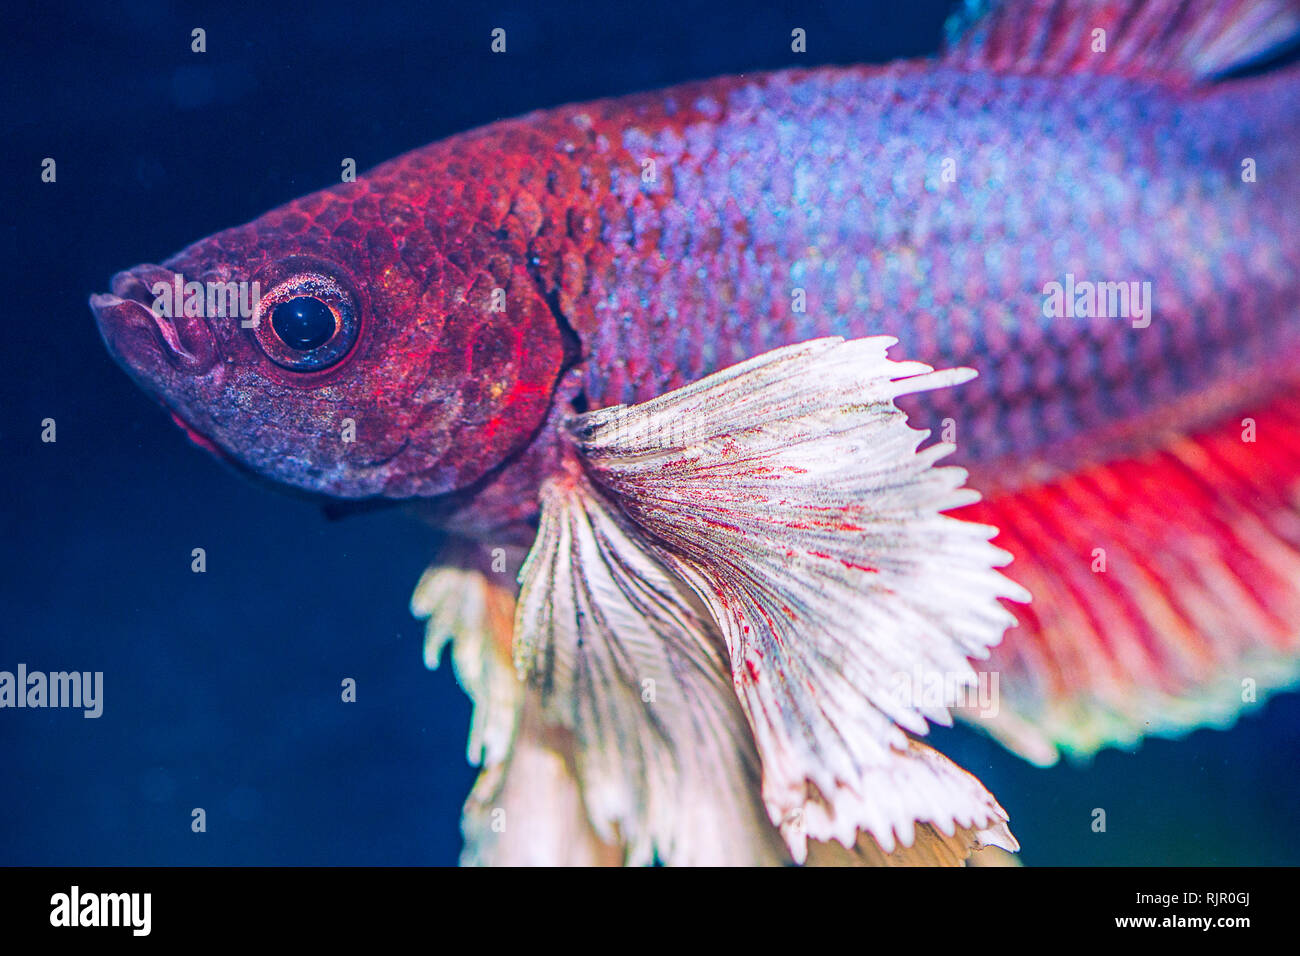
[272,297,336,350]
[251,267,360,372]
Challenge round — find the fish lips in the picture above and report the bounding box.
[90,265,219,376]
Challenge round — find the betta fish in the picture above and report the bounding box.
[91,0,1300,865]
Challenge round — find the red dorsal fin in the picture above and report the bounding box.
[942,0,1300,84]
[955,384,1300,764]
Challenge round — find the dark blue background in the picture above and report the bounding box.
[4,0,1298,865]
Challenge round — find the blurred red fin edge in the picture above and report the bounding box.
[941,0,1300,84]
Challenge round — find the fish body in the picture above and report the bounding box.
[489,63,1299,475]
[100,56,1300,531]
[92,0,1300,862]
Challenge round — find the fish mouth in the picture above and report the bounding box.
[90,265,218,374]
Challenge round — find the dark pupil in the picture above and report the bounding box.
[271,297,335,351]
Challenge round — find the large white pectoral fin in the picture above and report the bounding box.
[515,464,788,866]
[569,336,1029,861]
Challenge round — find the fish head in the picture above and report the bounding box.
[91,182,567,499]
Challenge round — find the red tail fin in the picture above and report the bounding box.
[958,386,1300,763]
